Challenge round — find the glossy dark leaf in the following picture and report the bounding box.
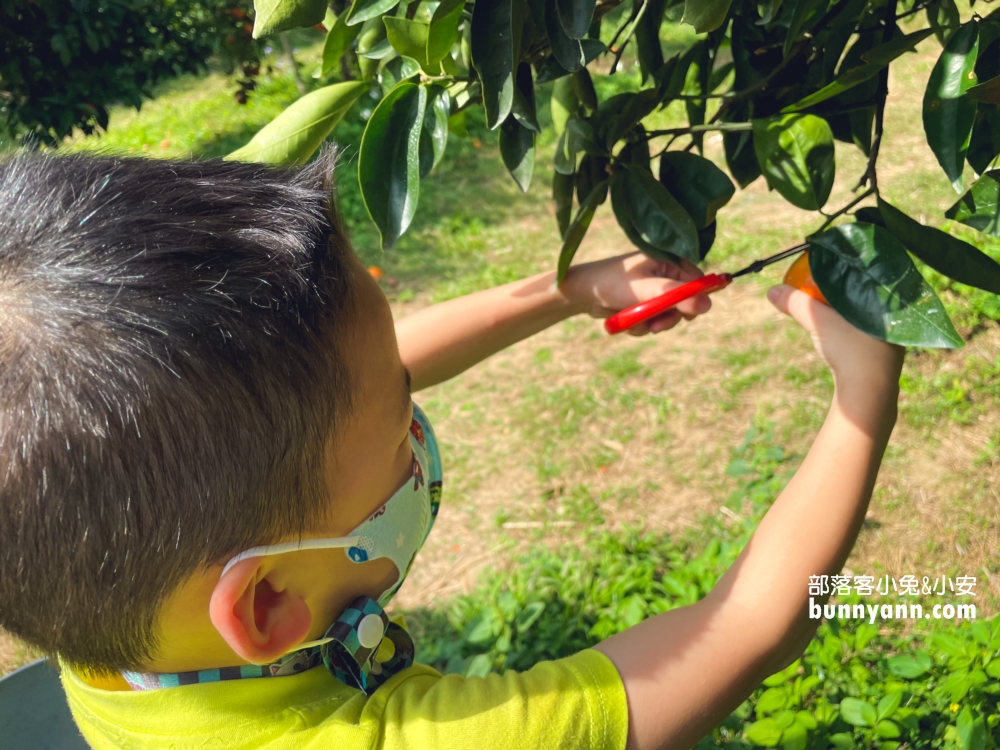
[227,81,368,165]
[753,114,835,211]
[927,0,961,46]
[499,115,535,192]
[359,82,427,249]
[550,77,578,139]
[635,0,668,84]
[946,170,1000,237]
[782,30,934,114]
[346,0,400,26]
[546,0,586,72]
[379,56,421,96]
[511,63,540,132]
[809,223,964,349]
[877,198,1000,293]
[423,84,450,169]
[472,0,524,128]
[681,0,733,34]
[575,153,609,206]
[923,21,980,193]
[624,164,700,264]
[658,151,735,229]
[557,179,608,283]
[553,171,575,238]
[535,40,605,83]
[253,0,328,37]
[968,75,1000,106]
[698,221,717,260]
[610,170,679,263]
[724,102,760,188]
[554,118,596,175]
[556,0,596,40]
[319,11,362,77]
[604,88,660,150]
[783,0,824,58]
[684,41,711,152]
[572,69,599,111]
[427,0,465,64]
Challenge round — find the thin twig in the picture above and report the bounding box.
[645,122,753,138]
[816,187,876,233]
[607,0,641,54]
[611,0,650,74]
[856,0,897,192]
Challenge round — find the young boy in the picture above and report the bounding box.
[0,147,902,750]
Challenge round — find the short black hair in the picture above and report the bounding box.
[0,147,358,672]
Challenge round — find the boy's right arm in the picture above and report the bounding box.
[595,284,904,750]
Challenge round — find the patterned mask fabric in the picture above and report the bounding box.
[124,404,442,695]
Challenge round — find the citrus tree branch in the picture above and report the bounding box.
[856,0,897,192]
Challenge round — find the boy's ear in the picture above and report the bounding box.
[209,558,313,664]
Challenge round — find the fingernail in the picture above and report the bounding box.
[767,287,780,303]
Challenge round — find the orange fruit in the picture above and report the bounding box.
[783,251,828,305]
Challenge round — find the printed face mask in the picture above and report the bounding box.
[221,403,441,609]
[123,404,442,695]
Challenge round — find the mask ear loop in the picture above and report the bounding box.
[219,536,360,578]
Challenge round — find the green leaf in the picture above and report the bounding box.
[226,81,368,165]
[658,151,735,229]
[887,652,933,678]
[472,0,524,128]
[318,11,363,77]
[682,0,733,34]
[879,197,1000,293]
[745,718,784,747]
[556,0,596,40]
[783,0,824,58]
[252,0,328,38]
[968,75,1000,106]
[927,0,961,46]
[535,39,605,83]
[557,179,608,283]
[875,720,902,739]
[379,56,421,96]
[515,601,545,632]
[986,659,1000,679]
[946,170,1000,237]
[698,221,717,260]
[550,77,578,139]
[427,0,465,64]
[809,223,965,349]
[782,30,934,114]
[756,687,789,716]
[512,63,540,132]
[923,21,980,193]
[358,81,427,249]
[605,88,661,150]
[781,724,807,750]
[423,84,450,170]
[958,706,988,750]
[839,697,877,727]
[575,153,609,206]
[357,18,388,80]
[624,165,700,264]
[554,118,595,175]
[499,115,535,192]
[635,0,668,83]
[546,0,586,72]
[384,17,437,71]
[753,114,835,211]
[877,691,902,722]
[464,653,493,677]
[554,171,575,238]
[724,103,760,188]
[610,170,677,263]
[346,0,400,26]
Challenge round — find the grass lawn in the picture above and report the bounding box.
[3,12,999,728]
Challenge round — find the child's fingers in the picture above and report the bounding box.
[767,284,829,334]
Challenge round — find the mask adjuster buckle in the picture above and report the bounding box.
[319,596,415,695]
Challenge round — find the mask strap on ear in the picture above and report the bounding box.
[220,536,360,578]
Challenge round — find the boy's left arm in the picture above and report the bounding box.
[395,253,712,391]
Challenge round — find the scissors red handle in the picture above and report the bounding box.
[604,273,733,335]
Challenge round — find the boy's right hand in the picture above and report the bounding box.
[767,284,904,414]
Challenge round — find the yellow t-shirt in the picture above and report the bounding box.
[61,650,628,750]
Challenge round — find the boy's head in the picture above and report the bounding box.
[0,148,413,674]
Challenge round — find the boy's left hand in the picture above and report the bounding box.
[563,252,713,336]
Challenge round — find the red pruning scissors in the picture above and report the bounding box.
[604,244,810,335]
